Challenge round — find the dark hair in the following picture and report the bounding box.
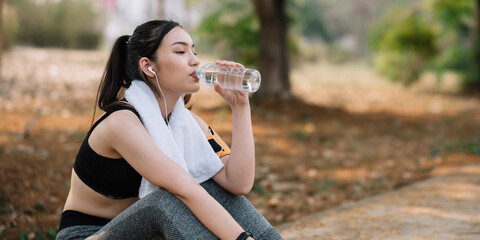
[93,20,192,119]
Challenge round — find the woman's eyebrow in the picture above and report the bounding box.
[171,41,195,48]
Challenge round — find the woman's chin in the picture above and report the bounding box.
[185,84,201,94]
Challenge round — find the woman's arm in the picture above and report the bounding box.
[209,104,255,195]
[104,110,247,239]
[209,60,256,195]
[192,105,255,195]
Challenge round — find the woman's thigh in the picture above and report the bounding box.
[78,180,281,239]
[87,187,216,240]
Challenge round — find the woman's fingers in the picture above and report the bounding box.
[213,82,225,95]
[215,60,244,69]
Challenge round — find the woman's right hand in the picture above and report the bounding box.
[213,60,250,108]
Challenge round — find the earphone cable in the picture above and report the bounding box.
[152,72,169,127]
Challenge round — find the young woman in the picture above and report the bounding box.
[55,20,281,240]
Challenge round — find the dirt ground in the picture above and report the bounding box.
[0,47,479,239]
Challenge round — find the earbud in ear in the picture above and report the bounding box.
[148,66,155,74]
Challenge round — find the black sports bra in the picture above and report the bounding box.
[73,106,231,199]
[73,106,142,199]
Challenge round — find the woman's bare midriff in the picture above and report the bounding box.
[63,169,139,220]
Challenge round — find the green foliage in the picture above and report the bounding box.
[369,0,480,92]
[6,0,102,49]
[195,0,306,67]
[196,0,335,66]
[288,0,332,43]
[463,41,480,91]
[195,1,259,66]
[429,0,474,32]
[369,8,437,85]
[428,0,479,92]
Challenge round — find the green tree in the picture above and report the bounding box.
[195,1,259,66]
[195,0,337,98]
[369,0,480,92]
[196,0,292,98]
[369,7,437,85]
[429,0,479,92]
[290,0,332,43]
[253,0,291,98]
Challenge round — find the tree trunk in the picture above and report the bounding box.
[253,0,290,98]
[477,0,480,39]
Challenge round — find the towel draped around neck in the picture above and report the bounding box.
[125,80,224,198]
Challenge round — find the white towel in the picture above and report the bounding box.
[125,80,224,198]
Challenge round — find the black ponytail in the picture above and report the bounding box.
[96,35,130,112]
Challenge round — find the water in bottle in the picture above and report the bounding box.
[195,63,261,93]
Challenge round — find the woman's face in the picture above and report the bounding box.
[154,27,200,97]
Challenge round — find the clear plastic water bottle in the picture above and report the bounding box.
[195,63,261,93]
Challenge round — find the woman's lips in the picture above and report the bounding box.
[190,71,198,80]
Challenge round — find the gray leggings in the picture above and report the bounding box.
[56,179,282,239]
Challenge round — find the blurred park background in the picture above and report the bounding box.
[1,0,480,239]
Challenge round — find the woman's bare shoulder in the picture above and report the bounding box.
[104,109,142,128]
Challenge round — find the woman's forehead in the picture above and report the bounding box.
[162,27,194,47]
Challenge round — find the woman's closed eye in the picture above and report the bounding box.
[175,50,197,56]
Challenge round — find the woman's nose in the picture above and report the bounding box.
[191,54,200,67]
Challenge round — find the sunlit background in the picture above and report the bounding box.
[1,0,480,239]
[3,0,480,92]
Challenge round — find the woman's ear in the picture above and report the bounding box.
[139,57,155,77]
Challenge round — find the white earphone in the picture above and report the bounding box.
[148,66,155,74]
[147,66,170,127]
